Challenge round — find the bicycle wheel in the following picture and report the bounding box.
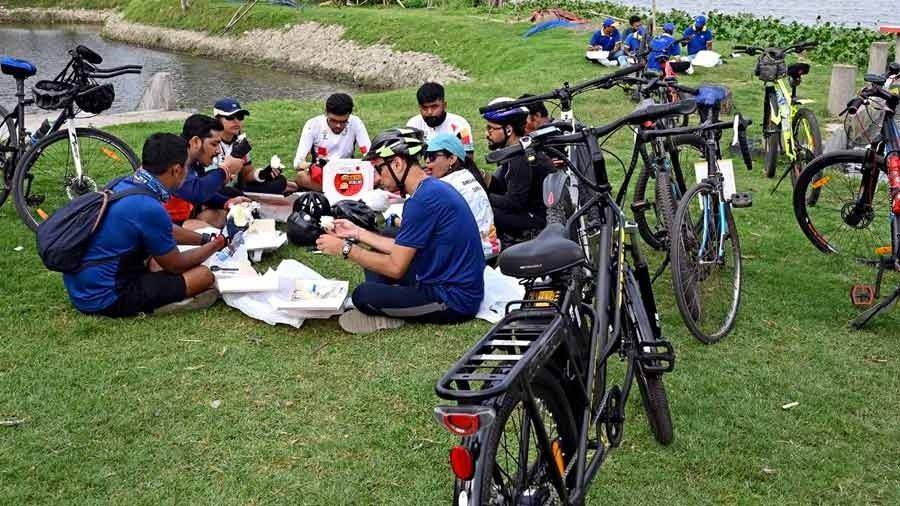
[636,371,674,445]
[469,374,578,505]
[0,105,16,208]
[793,150,891,261]
[670,182,742,344]
[764,92,780,178]
[12,127,139,231]
[789,108,822,187]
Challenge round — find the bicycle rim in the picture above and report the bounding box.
[671,184,742,343]
[793,151,891,261]
[13,128,138,231]
[0,105,15,207]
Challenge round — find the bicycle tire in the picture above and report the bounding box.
[789,108,822,187]
[467,372,578,506]
[636,371,674,445]
[670,182,742,344]
[12,127,139,231]
[764,92,780,178]
[792,149,890,259]
[0,105,16,208]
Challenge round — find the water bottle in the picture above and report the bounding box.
[28,119,51,146]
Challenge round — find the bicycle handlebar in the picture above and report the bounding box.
[733,41,817,57]
[88,68,142,79]
[91,64,143,73]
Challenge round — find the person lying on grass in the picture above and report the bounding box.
[64,133,226,317]
[162,114,249,230]
[315,127,485,334]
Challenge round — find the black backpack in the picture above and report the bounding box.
[36,179,159,273]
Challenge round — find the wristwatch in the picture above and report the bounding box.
[341,240,354,259]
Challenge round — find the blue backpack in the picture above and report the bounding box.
[36,178,158,273]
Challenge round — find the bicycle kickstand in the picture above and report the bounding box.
[770,164,793,194]
[851,257,899,328]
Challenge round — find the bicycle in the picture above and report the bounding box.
[666,85,755,344]
[732,42,821,187]
[433,95,693,505]
[792,63,900,329]
[0,45,142,230]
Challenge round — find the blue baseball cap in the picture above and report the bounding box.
[663,22,675,33]
[426,133,466,160]
[213,97,250,117]
[695,15,707,27]
[603,18,615,28]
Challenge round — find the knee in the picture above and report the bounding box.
[184,266,215,296]
[350,284,380,315]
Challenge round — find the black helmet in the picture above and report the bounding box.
[293,191,331,220]
[332,200,378,231]
[363,127,427,161]
[286,211,323,246]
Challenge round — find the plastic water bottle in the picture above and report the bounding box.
[28,119,51,146]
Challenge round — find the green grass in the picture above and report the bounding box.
[2,2,900,505]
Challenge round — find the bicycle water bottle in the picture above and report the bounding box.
[28,119,51,146]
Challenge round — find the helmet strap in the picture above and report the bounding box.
[387,157,411,197]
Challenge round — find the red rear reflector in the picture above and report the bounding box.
[449,446,475,480]
[444,413,479,436]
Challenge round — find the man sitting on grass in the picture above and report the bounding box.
[407,82,475,155]
[315,127,484,334]
[63,133,226,317]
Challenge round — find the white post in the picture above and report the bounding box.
[137,72,176,111]
[867,41,891,75]
[828,64,857,117]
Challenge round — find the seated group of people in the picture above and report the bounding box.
[587,14,714,71]
[63,82,560,334]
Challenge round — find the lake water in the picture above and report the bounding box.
[0,24,363,114]
[609,0,899,28]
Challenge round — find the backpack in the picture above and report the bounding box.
[36,178,159,273]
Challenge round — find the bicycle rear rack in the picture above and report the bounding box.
[435,308,568,402]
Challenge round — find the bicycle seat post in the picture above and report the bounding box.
[14,78,26,137]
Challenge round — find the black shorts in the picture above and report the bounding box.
[95,271,187,318]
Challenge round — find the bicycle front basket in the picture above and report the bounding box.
[32,80,76,110]
[755,53,786,82]
[75,83,115,114]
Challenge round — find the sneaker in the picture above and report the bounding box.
[155,289,219,315]
[338,310,404,334]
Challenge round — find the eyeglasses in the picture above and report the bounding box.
[326,117,350,129]
[486,125,505,132]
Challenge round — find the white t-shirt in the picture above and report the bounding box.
[406,112,475,152]
[442,169,499,258]
[293,114,371,169]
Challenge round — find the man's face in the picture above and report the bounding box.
[425,151,454,179]
[604,25,614,35]
[218,113,245,137]
[632,20,642,30]
[525,113,548,134]
[419,100,446,123]
[190,132,221,166]
[373,157,402,193]
[485,121,509,150]
[326,112,350,135]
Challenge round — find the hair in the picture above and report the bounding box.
[629,15,642,25]
[142,133,188,176]
[416,82,445,105]
[181,114,223,141]
[325,93,354,116]
[518,94,549,118]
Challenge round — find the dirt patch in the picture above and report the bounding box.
[0,7,110,24]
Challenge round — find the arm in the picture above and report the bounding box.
[488,158,532,212]
[293,120,315,170]
[153,239,223,274]
[354,117,372,157]
[346,241,416,280]
[357,227,397,254]
[173,224,204,245]
[172,167,227,205]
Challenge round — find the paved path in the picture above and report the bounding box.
[23,109,190,131]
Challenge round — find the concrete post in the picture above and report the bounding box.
[828,64,857,117]
[867,41,891,75]
[895,37,900,64]
[136,72,176,111]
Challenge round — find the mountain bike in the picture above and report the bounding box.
[792,63,900,329]
[0,45,142,230]
[732,42,821,187]
[433,95,692,506]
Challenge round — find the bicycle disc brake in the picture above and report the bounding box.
[65,175,97,200]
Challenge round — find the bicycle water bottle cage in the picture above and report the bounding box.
[851,284,876,308]
[0,57,37,80]
[498,224,586,278]
[731,192,753,208]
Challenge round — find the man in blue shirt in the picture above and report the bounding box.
[647,23,681,71]
[588,18,626,65]
[63,133,227,317]
[683,15,713,57]
[623,26,646,62]
[315,127,485,334]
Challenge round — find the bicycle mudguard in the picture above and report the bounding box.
[543,171,569,208]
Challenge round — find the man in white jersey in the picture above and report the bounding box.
[406,82,475,155]
[293,93,371,191]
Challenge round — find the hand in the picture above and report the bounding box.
[482,170,493,187]
[315,233,344,256]
[224,196,251,210]
[331,219,361,240]
[211,234,227,251]
[220,156,244,180]
[231,136,252,158]
[315,156,329,168]
[258,165,280,181]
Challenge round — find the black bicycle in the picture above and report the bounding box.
[433,93,692,505]
[0,45,142,230]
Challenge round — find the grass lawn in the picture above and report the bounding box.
[1,1,899,504]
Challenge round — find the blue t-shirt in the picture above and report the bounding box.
[647,34,681,71]
[683,26,713,55]
[624,29,644,53]
[589,28,621,51]
[63,178,177,313]
[395,177,485,315]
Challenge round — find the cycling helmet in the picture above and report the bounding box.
[363,127,426,162]
[332,199,379,231]
[293,191,331,220]
[482,97,529,124]
[286,211,323,246]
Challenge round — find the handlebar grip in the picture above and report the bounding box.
[485,143,524,164]
[845,97,865,116]
[93,64,143,73]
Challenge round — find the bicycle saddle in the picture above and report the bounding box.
[787,63,810,79]
[498,223,586,278]
[1,57,37,80]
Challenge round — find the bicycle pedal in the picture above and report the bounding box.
[636,340,675,373]
[730,192,753,208]
[850,284,876,308]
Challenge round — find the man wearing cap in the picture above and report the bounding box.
[683,15,713,57]
[293,93,371,192]
[212,98,297,195]
[588,18,625,66]
[647,22,681,71]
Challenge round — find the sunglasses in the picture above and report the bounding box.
[221,113,247,121]
[425,152,449,162]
